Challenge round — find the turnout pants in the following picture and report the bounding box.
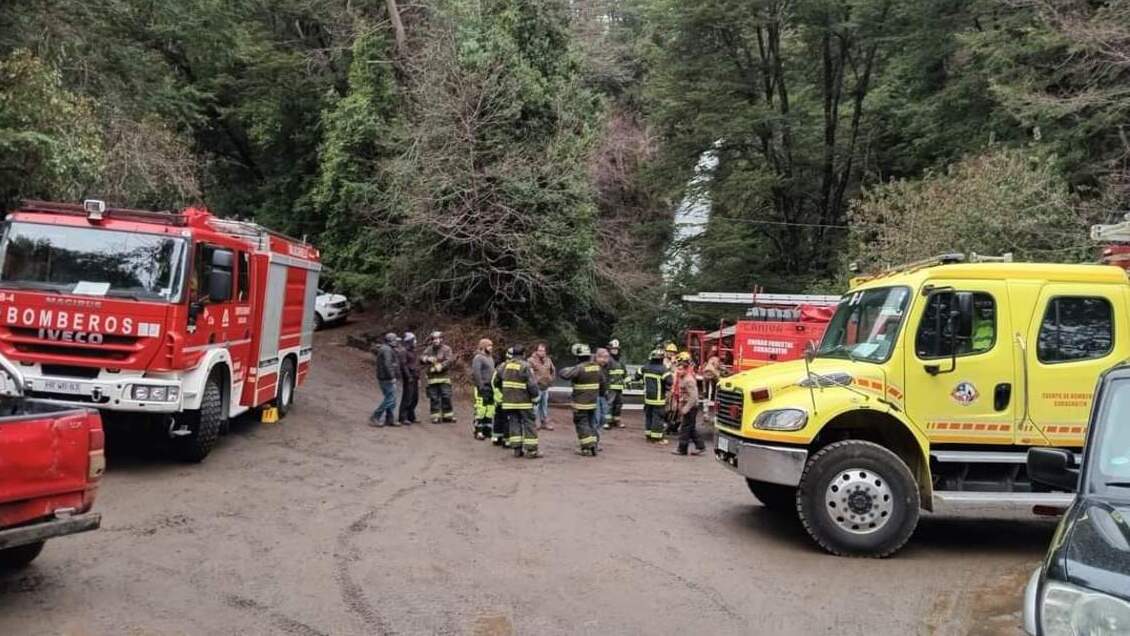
[493,406,510,445]
[473,386,495,438]
[573,409,598,451]
[426,381,454,422]
[644,405,666,441]
[507,409,538,454]
[607,390,623,426]
[399,378,419,423]
[677,407,705,454]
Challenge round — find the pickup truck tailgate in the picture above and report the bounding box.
[0,406,100,527]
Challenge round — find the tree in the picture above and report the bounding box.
[846,148,1095,273]
[0,50,103,209]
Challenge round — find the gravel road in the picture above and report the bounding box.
[0,324,1057,635]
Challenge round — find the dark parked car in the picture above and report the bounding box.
[1024,365,1130,635]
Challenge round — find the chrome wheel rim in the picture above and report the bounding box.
[824,468,893,535]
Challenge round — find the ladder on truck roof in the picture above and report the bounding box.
[681,291,841,306]
[1092,217,1130,243]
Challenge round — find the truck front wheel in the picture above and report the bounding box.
[746,479,797,513]
[0,541,45,569]
[797,440,920,558]
[173,375,225,463]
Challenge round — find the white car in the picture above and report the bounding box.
[314,289,351,329]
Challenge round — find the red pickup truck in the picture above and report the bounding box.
[0,360,103,570]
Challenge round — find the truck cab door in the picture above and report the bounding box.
[185,243,237,359]
[1020,285,1123,447]
[903,281,1016,445]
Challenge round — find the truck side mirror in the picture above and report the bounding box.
[1028,447,1079,492]
[208,269,233,303]
[955,291,974,338]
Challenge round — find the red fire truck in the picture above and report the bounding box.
[683,291,839,373]
[0,200,321,461]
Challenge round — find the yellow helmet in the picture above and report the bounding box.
[676,351,692,363]
[664,343,678,353]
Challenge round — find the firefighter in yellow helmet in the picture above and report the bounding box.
[493,344,541,457]
[558,343,606,456]
[663,342,678,371]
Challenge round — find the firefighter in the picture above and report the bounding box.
[491,347,512,446]
[421,331,455,424]
[672,351,706,456]
[604,339,627,429]
[497,344,540,458]
[558,344,605,456]
[471,338,496,440]
[638,348,673,444]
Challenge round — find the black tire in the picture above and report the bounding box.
[746,479,797,513]
[797,440,920,558]
[174,375,225,463]
[314,312,324,331]
[277,358,296,418]
[0,541,45,570]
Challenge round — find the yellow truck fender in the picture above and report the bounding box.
[807,402,935,512]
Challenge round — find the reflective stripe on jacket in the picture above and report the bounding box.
[569,363,602,410]
[607,359,627,391]
[641,361,672,406]
[500,360,536,410]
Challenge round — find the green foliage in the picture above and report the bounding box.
[0,50,103,209]
[847,148,1095,276]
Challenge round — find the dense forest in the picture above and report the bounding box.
[2,0,1128,350]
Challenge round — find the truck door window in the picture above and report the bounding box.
[1037,297,1113,363]
[916,292,995,358]
[192,244,234,304]
[237,252,249,302]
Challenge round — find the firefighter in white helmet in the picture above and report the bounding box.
[558,343,605,456]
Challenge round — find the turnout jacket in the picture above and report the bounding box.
[421,344,454,384]
[559,360,606,411]
[493,358,539,410]
[637,361,673,406]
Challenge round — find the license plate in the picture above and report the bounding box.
[717,435,730,453]
[43,379,82,394]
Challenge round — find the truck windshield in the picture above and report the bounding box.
[0,222,187,302]
[1091,378,1130,494]
[816,286,910,363]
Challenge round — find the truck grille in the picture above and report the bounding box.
[716,388,744,429]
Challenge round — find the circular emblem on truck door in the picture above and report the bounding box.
[951,381,979,406]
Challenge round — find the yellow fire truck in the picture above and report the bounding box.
[714,253,1125,557]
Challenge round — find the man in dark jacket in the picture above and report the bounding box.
[397,332,420,425]
[370,332,402,427]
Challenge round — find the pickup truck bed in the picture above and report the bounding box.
[0,399,103,569]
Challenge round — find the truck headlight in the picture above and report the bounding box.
[130,385,179,402]
[752,408,807,431]
[1042,581,1130,635]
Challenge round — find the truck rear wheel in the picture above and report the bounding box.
[746,479,797,513]
[276,358,296,418]
[173,376,224,463]
[797,440,919,558]
[0,541,45,569]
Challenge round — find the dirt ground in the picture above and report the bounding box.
[0,321,1057,635]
